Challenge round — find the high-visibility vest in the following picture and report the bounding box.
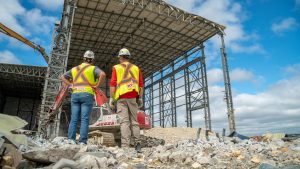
[71,63,97,95]
[113,62,140,100]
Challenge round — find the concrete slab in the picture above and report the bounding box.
[0,114,28,147]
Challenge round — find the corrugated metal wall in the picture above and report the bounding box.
[2,96,40,130]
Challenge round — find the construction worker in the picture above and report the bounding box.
[109,48,144,152]
[61,50,106,145]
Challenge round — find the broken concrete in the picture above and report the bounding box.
[77,155,107,169]
[52,158,78,169]
[22,145,80,164]
[0,114,28,148]
[1,126,299,169]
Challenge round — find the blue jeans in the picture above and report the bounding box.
[68,92,94,144]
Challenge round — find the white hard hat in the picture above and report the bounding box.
[118,48,130,57]
[84,50,95,59]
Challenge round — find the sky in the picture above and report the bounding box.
[0,0,299,136]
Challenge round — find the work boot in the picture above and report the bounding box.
[68,139,76,145]
[79,142,87,146]
[135,142,142,153]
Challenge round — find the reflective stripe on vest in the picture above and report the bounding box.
[113,62,139,100]
[71,63,96,95]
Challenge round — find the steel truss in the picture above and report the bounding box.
[144,44,211,129]
[38,0,76,137]
[0,64,46,78]
[0,64,45,98]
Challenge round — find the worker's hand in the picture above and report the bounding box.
[109,98,115,109]
[137,98,143,109]
[91,85,98,90]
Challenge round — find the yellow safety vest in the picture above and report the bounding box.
[71,63,97,95]
[113,62,140,100]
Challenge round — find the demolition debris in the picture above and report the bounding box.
[1,124,300,169]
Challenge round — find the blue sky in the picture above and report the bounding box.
[0,0,299,135]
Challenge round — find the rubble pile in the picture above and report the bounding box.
[144,127,200,144]
[1,127,300,168]
[108,134,300,169]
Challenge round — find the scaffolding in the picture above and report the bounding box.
[37,0,236,136]
[38,0,76,137]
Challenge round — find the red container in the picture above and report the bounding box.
[137,111,151,129]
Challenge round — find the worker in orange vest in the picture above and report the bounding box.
[109,48,144,152]
[61,50,106,145]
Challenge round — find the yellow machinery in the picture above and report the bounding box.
[0,22,49,63]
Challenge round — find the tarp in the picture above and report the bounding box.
[228,131,249,140]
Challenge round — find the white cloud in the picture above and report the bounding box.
[33,0,63,11]
[207,68,223,85]
[0,0,57,51]
[296,0,300,8]
[24,8,57,34]
[272,17,299,34]
[230,43,266,54]
[207,75,300,135]
[231,68,254,82]
[166,0,265,55]
[234,76,300,134]
[283,63,300,75]
[0,50,22,64]
[0,0,28,36]
[207,68,258,84]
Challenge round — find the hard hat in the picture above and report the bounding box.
[84,50,95,59]
[118,48,131,57]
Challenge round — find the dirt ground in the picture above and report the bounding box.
[143,127,201,144]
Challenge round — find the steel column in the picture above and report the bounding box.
[171,63,177,127]
[184,56,192,128]
[150,75,154,127]
[159,71,164,127]
[200,44,211,130]
[220,33,236,133]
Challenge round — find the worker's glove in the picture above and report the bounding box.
[109,98,115,109]
[137,98,143,109]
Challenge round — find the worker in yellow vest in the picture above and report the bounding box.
[109,48,144,152]
[61,50,106,145]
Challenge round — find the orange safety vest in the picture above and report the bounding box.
[113,62,140,100]
[71,63,97,95]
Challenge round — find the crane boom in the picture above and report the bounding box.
[0,22,49,63]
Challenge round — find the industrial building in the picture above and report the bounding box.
[0,0,235,138]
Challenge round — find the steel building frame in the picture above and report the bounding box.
[37,0,236,136]
[144,44,211,129]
